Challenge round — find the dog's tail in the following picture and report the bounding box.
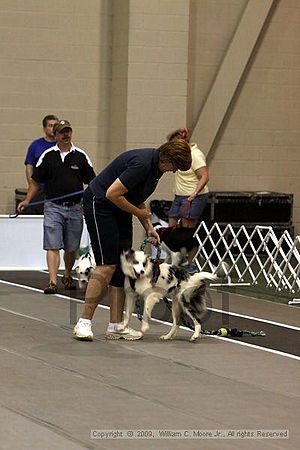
[191,271,218,283]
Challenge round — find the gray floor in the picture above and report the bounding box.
[0,279,299,450]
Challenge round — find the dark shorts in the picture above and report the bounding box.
[83,187,132,287]
[168,194,209,220]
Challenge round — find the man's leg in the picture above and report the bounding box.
[47,249,60,284]
[61,250,77,289]
[62,205,83,289]
[44,249,60,294]
[63,250,77,278]
[43,203,64,294]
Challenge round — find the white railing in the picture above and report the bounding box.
[194,222,300,305]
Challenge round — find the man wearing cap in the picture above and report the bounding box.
[18,120,96,294]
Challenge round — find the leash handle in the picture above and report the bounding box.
[140,237,161,261]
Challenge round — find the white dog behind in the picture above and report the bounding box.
[155,263,217,342]
[75,251,96,288]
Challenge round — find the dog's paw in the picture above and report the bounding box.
[160,334,172,340]
[141,322,149,334]
[189,335,200,342]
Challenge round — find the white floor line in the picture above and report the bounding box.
[0,279,84,303]
[1,278,299,361]
[208,307,300,332]
[204,335,300,361]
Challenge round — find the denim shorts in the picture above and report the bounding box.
[168,194,209,220]
[43,201,83,251]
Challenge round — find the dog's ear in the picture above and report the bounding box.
[124,248,134,258]
[168,265,180,285]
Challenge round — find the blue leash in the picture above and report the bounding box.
[9,189,84,218]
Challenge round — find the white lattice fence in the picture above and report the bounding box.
[194,222,300,305]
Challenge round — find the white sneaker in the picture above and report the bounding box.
[106,325,143,341]
[73,319,93,340]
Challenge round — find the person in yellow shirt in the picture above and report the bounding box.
[167,127,209,272]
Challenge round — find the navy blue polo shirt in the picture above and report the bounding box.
[89,148,162,206]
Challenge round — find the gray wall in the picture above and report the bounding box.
[0,0,299,246]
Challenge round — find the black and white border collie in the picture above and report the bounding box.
[155,262,217,342]
[120,249,161,334]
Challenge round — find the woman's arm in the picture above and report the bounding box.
[137,202,160,243]
[188,166,209,202]
[106,178,151,221]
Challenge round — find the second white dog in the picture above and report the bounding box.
[75,251,96,288]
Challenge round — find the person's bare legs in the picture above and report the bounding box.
[81,265,115,320]
[181,218,199,263]
[73,265,115,340]
[75,265,143,340]
[47,249,60,284]
[181,218,198,228]
[63,250,76,278]
[109,286,125,323]
[168,217,177,227]
[105,285,143,340]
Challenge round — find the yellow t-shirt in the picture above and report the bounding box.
[175,143,209,196]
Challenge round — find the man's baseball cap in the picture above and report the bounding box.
[53,120,72,134]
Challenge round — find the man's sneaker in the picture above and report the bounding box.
[73,319,93,340]
[106,326,143,341]
[62,275,76,290]
[44,282,58,295]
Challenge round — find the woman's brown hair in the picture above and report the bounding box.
[158,139,191,171]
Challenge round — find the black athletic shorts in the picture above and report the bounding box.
[83,187,132,287]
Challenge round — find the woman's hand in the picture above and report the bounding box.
[187,193,197,202]
[147,226,160,245]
